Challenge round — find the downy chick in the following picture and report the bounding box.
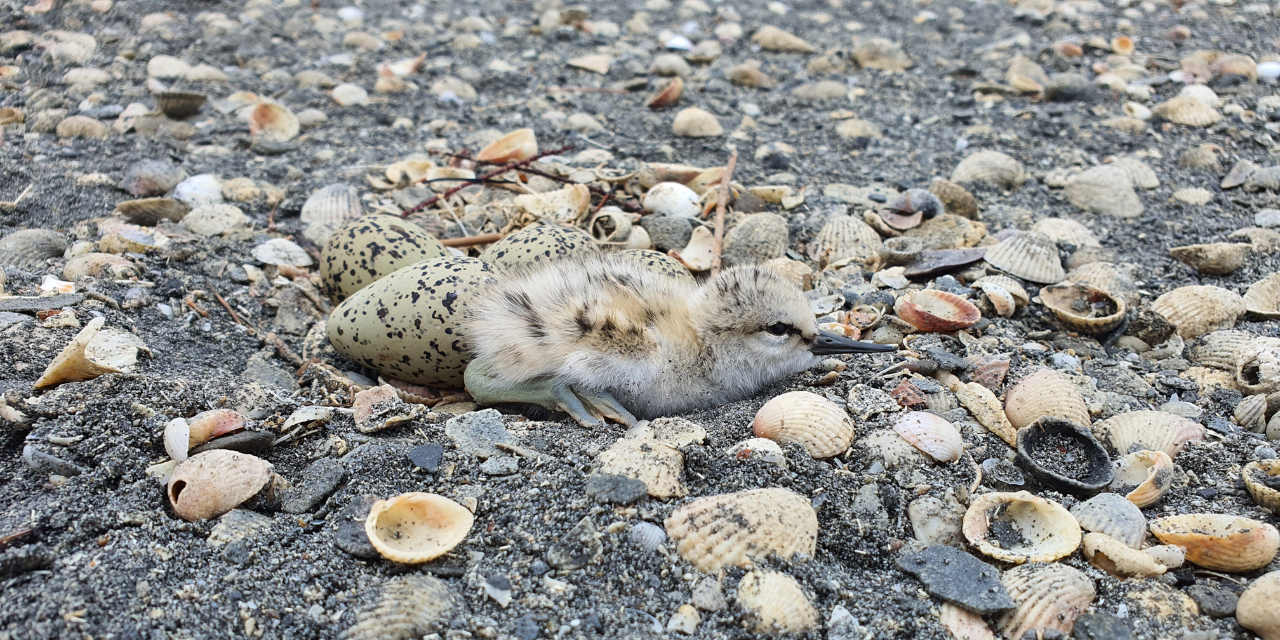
[462,254,894,427]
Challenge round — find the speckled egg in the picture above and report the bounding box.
[321,216,449,302]
[326,257,496,387]
[615,249,695,284]
[478,224,599,271]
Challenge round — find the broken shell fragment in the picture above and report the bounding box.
[892,411,963,462]
[948,379,1017,446]
[1040,283,1126,335]
[752,391,854,459]
[1150,514,1279,572]
[996,563,1095,640]
[1244,273,1280,319]
[983,231,1065,284]
[1015,417,1113,496]
[246,102,299,142]
[164,409,246,463]
[736,571,819,634]
[647,77,683,109]
[1093,410,1205,458]
[963,491,1082,564]
[664,487,818,574]
[1169,243,1252,275]
[167,450,287,521]
[33,317,122,389]
[301,183,363,242]
[1,229,68,270]
[1238,571,1280,640]
[515,185,592,225]
[1151,285,1246,339]
[950,151,1026,190]
[1083,532,1167,578]
[669,225,715,272]
[1004,369,1091,431]
[364,492,474,563]
[1112,450,1175,508]
[114,197,190,225]
[1237,341,1280,395]
[475,128,537,164]
[1070,492,1148,549]
[596,438,687,498]
[1242,460,1280,512]
[894,289,980,332]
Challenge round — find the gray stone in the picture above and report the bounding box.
[895,545,1016,615]
[22,445,86,477]
[0,312,30,331]
[584,473,648,505]
[637,216,692,252]
[243,354,296,390]
[1256,208,1280,228]
[332,495,379,560]
[282,458,346,514]
[1072,611,1132,640]
[545,516,602,570]
[480,455,519,475]
[514,614,540,640]
[407,443,444,472]
[1187,584,1237,618]
[827,606,868,640]
[445,409,518,458]
[0,294,84,313]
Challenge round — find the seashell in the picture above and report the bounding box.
[628,521,667,552]
[1003,369,1090,430]
[1237,340,1280,395]
[514,184,591,225]
[152,90,206,119]
[995,563,1095,640]
[1093,410,1204,459]
[1169,242,1251,275]
[1123,101,1152,120]
[726,437,788,467]
[114,197,190,225]
[736,571,819,634]
[332,83,369,106]
[1245,166,1280,192]
[1244,273,1280,318]
[878,236,924,266]
[1153,95,1223,126]
[363,492,473,563]
[894,289,981,332]
[1083,532,1167,578]
[352,385,416,433]
[33,317,123,389]
[163,409,246,462]
[1064,166,1144,218]
[1238,571,1280,640]
[475,128,536,164]
[664,487,818,573]
[0,229,68,270]
[1108,157,1160,190]
[1237,394,1269,431]
[939,604,994,640]
[1191,331,1255,373]
[596,438,687,498]
[0,107,23,125]
[1007,56,1049,93]
[983,231,1064,283]
[1151,285,1246,339]
[1016,416,1113,496]
[1172,187,1213,205]
[637,163,705,189]
[968,353,1012,390]
[171,174,224,208]
[1150,514,1279,572]
[963,491,1082,563]
[252,238,312,267]
[928,178,979,219]
[586,208,632,244]
[1032,218,1101,249]
[1144,545,1186,569]
[342,574,461,640]
[119,160,187,197]
[952,380,1017,446]
[1178,84,1221,109]
[1242,460,1280,512]
[301,183,362,237]
[1063,262,1137,303]
[974,275,1029,308]
[813,215,883,265]
[642,182,700,218]
[246,102,299,142]
[892,411,963,462]
[979,282,1017,317]
[1070,492,1148,549]
[752,391,854,459]
[320,215,447,301]
[167,450,287,521]
[671,107,723,138]
[852,38,913,71]
[1039,283,1126,334]
[647,77,683,109]
[63,253,138,280]
[1211,53,1258,81]
[950,151,1026,190]
[1112,449,1175,508]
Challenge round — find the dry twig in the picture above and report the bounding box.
[441,233,504,247]
[400,146,574,218]
[709,149,739,277]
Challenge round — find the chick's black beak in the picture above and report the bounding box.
[810,330,898,356]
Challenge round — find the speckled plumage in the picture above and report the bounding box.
[320,216,448,302]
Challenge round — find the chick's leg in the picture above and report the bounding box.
[571,388,638,427]
[465,360,617,428]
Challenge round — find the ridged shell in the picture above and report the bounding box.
[1237,340,1280,394]
[1032,218,1100,248]
[364,492,474,563]
[1112,450,1175,508]
[950,151,1027,190]
[983,231,1065,283]
[0,229,68,270]
[153,90,206,119]
[974,275,1029,307]
[246,101,300,142]
[894,290,981,332]
[813,215,883,265]
[342,575,461,640]
[963,491,1082,563]
[1151,285,1246,339]
[736,571,819,634]
[1003,369,1090,430]
[475,128,536,164]
[1237,571,1280,640]
[167,450,286,521]
[320,215,448,302]
[1152,95,1223,126]
[596,438,687,498]
[664,488,818,574]
[62,253,138,280]
[1237,394,1269,431]
[1244,273,1280,318]
[301,184,363,243]
[1243,460,1280,512]
[164,409,246,462]
[478,224,600,272]
[1064,166,1144,218]
[1083,532,1168,578]
[1064,262,1137,302]
[114,197,191,225]
[1070,492,1147,549]
[1093,410,1204,458]
[1191,330,1255,371]
[893,411,963,462]
[1040,283,1126,334]
[628,522,667,552]
[1109,157,1160,189]
[1169,242,1252,275]
[752,391,854,458]
[996,563,1095,640]
[1150,514,1280,572]
[939,604,995,640]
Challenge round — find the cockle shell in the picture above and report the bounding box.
[978,282,1017,317]
[597,438,687,498]
[167,450,287,521]
[894,290,981,332]
[893,411,963,462]
[963,491,1082,563]
[320,215,447,302]
[974,275,1029,307]
[1112,450,1175,508]
[62,253,138,280]
[475,128,536,164]
[0,229,68,270]
[115,197,190,225]
[33,317,122,389]
[628,522,667,552]
[1092,410,1204,458]
[153,90,206,119]
[983,232,1065,283]
[939,604,994,640]
[1191,330,1255,371]
[1065,166,1144,219]
[163,409,246,462]
[664,488,818,573]
[996,563,1095,640]
[1237,340,1280,394]
[1109,157,1159,190]
[1040,283,1126,335]
[1243,460,1280,512]
[1238,571,1280,640]
[364,492,474,564]
[1169,242,1252,275]
[1032,218,1100,249]
[342,574,462,640]
[246,101,299,142]
[301,184,363,244]
[813,215,883,265]
[736,571,819,634]
[516,184,592,224]
[1152,95,1223,126]
[1064,262,1137,303]
[1070,492,1147,549]
[1150,514,1280,572]
[1244,273,1280,319]
[1003,369,1090,431]
[1151,285,1246,339]
[950,151,1027,190]
[752,391,854,458]
[1237,394,1269,431]
[1083,532,1168,578]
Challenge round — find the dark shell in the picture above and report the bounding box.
[903,248,986,279]
[320,215,449,302]
[153,91,207,119]
[1015,416,1114,496]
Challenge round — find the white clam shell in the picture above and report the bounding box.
[1191,330,1255,371]
[1092,410,1205,458]
[1003,368,1090,431]
[996,563,1095,640]
[983,231,1064,283]
[892,411,963,462]
[664,487,818,574]
[752,391,854,459]
[1237,340,1280,394]
[1244,273,1280,318]
[963,491,1081,564]
[736,571,819,634]
[950,150,1026,190]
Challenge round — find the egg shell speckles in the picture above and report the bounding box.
[477,224,600,272]
[326,257,496,386]
[321,216,449,302]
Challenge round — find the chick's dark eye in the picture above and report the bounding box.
[766,322,791,336]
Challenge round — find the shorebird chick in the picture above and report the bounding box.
[462,254,894,428]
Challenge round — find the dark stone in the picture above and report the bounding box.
[407,443,444,472]
[637,216,693,253]
[545,516,603,570]
[282,459,347,514]
[514,614,540,640]
[0,294,84,313]
[1045,73,1095,102]
[332,496,380,560]
[894,545,1016,615]
[1171,570,1196,588]
[584,474,648,505]
[222,539,253,565]
[189,430,275,456]
[529,560,551,576]
[903,248,986,279]
[922,347,969,372]
[731,192,768,213]
[1072,611,1132,640]
[1187,584,1237,618]
[1127,308,1175,346]
[0,545,55,577]
[582,612,602,633]
[23,446,86,477]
